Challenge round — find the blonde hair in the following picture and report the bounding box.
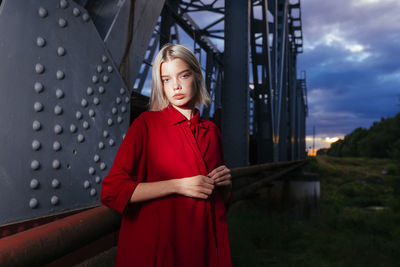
[149,43,211,111]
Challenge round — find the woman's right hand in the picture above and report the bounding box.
[175,175,215,199]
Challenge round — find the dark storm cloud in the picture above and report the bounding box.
[300,0,400,145]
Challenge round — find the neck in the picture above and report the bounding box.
[173,105,194,120]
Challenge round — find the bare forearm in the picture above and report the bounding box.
[129,175,215,203]
[129,179,178,203]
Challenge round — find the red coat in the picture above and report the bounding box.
[101,105,233,267]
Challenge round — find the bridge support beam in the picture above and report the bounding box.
[222,0,250,167]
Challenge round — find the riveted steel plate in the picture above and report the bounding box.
[0,0,130,225]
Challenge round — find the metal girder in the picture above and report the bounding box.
[222,0,250,167]
[250,0,274,163]
[0,0,131,225]
[101,0,165,91]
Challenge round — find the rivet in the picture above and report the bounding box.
[36,37,46,47]
[111,107,117,115]
[29,198,39,209]
[109,139,115,146]
[34,82,44,93]
[107,66,113,73]
[76,111,83,120]
[86,87,94,96]
[51,179,60,188]
[73,149,77,155]
[30,179,40,189]
[122,133,126,139]
[83,180,90,189]
[90,188,97,196]
[32,140,41,151]
[89,167,95,175]
[60,0,68,9]
[116,97,121,104]
[120,88,126,95]
[69,124,77,133]
[95,176,101,183]
[34,102,43,112]
[31,160,40,170]
[88,109,95,117]
[103,75,109,83]
[57,47,66,56]
[98,142,105,150]
[58,18,67,28]
[125,97,130,103]
[54,105,63,115]
[98,86,105,94]
[107,118,113,126]
[100,162,106,170]
[35,63,45,74]
[38,7,48,18]
[92,75,99,84]
[94,154,100,162]
[121,106,127,113]
[93,97,100,105]
[53,141,61,151]
[56,88,64,99]
[56,70,65,80]
[117,116,123,124]
[77,134,85,143]
[82,13,90,22]
[51,196,59,205]
[26,188,36,199]
[54,124,63,135]
[73,7,81,17]
[83,121,89,129]
[81,99,88,108]
[52,159,61,169]
[33,120,41,131]
[102,55,108,63]
[103,130,109,138]
[96,65,103,73]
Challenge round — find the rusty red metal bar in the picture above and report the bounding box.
[0,205,120,267]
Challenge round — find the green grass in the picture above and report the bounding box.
[228,156,400,266]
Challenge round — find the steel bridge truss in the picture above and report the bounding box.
[0,0,306,226]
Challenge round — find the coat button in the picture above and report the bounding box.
[187,121,191,126]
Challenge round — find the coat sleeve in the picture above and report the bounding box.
[101,115,147,213]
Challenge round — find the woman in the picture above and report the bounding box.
[101,43,233,267]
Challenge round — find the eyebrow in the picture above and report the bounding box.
[161,69,191,78]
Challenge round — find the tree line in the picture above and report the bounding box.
[325,112,400,159]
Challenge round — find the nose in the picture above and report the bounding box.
[172,78,181,90]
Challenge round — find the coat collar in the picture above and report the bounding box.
[163,105,204,127]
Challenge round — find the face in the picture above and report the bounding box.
[161,58,196,110]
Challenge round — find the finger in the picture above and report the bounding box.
[216,180,232,186]
[214,174,232,183]
[200,188,213,195]
[208,165,226,177]
[202,176,215,184]
[196,193,209,199]
[202,183,215,190]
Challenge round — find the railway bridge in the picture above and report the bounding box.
[0,0,307,265]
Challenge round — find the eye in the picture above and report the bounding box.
[181,73,191,79]
[162,78,169,83]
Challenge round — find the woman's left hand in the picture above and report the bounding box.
[208,165,232,187]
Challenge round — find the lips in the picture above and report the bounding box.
[173,94,185,100]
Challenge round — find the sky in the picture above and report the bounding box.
[299,0,400,151]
